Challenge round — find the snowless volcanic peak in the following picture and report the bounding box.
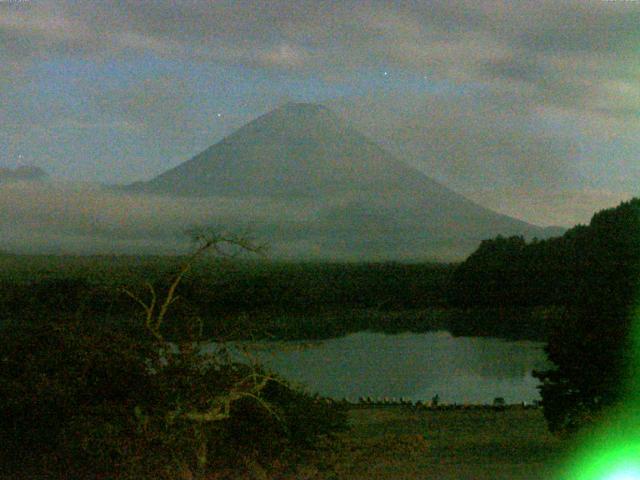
[125,103,558,260]
[128,102,448,198]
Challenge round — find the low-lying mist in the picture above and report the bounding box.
[0,180,521,261]
[1,180,324,256]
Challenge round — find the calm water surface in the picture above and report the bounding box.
[208,331,550,404]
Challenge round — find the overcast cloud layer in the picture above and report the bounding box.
[1,0,639,226]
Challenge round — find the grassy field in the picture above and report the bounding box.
[310,406,566,480]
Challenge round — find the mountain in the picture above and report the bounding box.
[125,103,561,260]
[0,166,48,182]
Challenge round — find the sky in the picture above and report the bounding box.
[1,0,639,227]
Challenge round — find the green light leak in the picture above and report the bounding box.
[559,426,640,480]
[555,304,640,480]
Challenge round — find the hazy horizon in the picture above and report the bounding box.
[2,0,639,248]
[0,100,572,259]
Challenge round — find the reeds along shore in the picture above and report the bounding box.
[314,396,542,410]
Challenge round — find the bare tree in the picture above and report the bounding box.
[123,228,279,478]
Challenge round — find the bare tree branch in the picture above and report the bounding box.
[122,227,282,475]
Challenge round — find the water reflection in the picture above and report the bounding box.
[205,331,550,404]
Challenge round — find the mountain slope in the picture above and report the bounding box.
[125,103,560,260]
[0,166,48,182]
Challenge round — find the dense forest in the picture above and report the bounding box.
[449,198,640,433]
[449,199,640,309]
[0,258,454,341]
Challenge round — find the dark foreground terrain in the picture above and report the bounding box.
[295,406,565,480]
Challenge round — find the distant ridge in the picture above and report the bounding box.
[124,103,561,260]
[0,165,47,182]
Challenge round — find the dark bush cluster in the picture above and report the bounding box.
[0,317,155,477]
[0,231,350,479]
[0,316,347,479]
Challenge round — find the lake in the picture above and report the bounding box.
[206,331,550,404]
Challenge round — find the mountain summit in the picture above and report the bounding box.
[128,102,449,198]
[126,103,557,259]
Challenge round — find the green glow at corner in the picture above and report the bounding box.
[605,467,640,480]
[561,440,640,480]
[558,303,640,480]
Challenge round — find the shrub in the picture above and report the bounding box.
[0,230,348,478]
[0,316,157,476]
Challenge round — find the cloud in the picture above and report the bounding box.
[4,1,637,131]
[1,180,454,258]
[329,90,579,193]
[0,180,322,254]
[1,1,635,76]
[1,0,639,225]
[0,178,544,260]
[465,188,635,228]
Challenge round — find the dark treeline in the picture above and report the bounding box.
[449,198,640,433]
[8,198,639,344]
[181,262,453,312]
[449,198,640,310]
[446,198,640,340]
[0,260,454,340]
